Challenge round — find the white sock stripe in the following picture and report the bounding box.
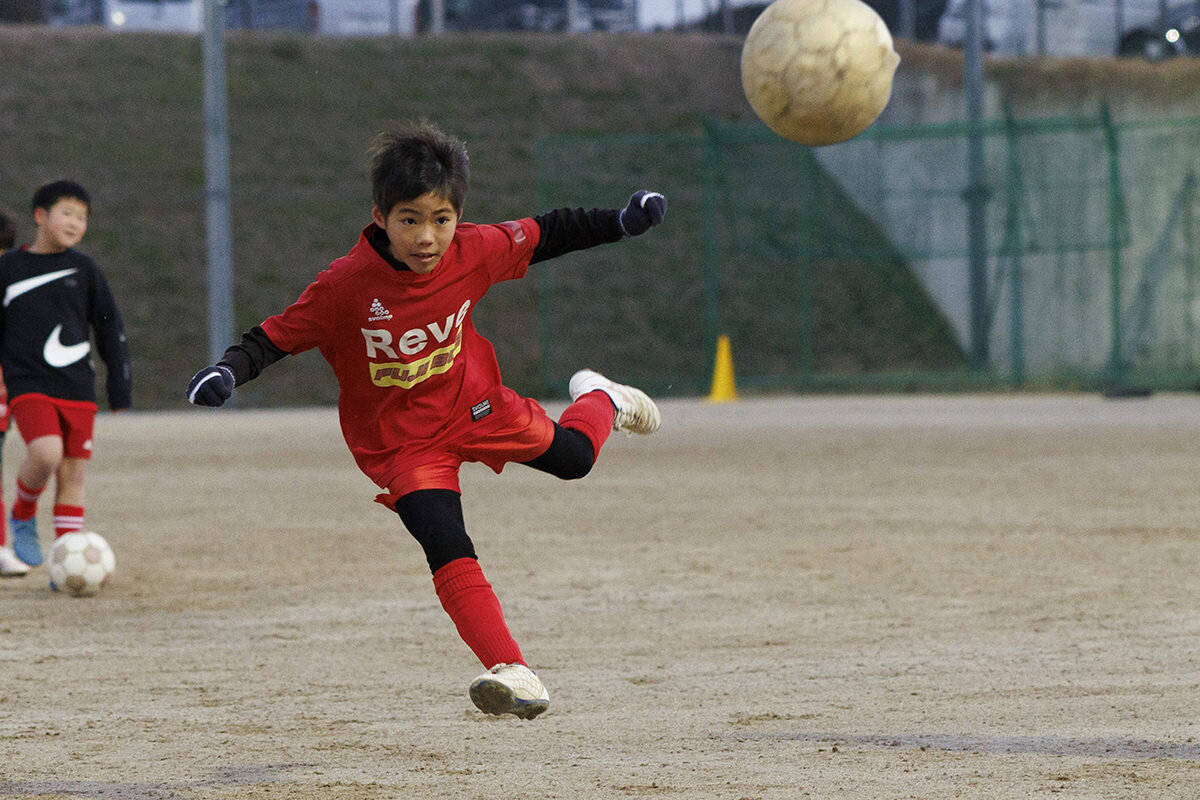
[54,515,84,527]
[16,486,41,503]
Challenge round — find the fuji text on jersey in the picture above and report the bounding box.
[362,299,470,389]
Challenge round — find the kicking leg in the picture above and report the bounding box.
[521,370,660,481]
[568,369,661,435]
[520,423,597,480]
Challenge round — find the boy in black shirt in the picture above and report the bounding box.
[0,181,132,571]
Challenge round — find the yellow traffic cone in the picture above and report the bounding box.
[708,335,738,403]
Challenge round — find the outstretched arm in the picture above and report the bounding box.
[530,190,666,265]
[186,326,288,407]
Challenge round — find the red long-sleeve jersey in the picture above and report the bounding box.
[260,218,540,490]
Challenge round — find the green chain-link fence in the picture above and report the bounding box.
[535,110,1200,397]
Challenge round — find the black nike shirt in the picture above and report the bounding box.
[0,247,132,409]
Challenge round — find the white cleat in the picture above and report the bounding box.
[569,369,661,435]
[0,546,30,578]
[469,663,550,720]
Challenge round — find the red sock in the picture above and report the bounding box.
[0,499,6,547]
[433,557,524,669]
[54,504,84,538]
[557,389,615,457]
[12,479,43,521]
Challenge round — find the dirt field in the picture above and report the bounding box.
[1,394,1199,799]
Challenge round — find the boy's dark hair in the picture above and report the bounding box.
[369,121,469,217]
[32,180,91,214]
[0,206,15,250]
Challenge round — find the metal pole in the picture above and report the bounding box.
[898,0,916,40]
[964,0,990,370]
[430,0,445,34]
[203,0,235,366]
[1103,104,1124,381]
[701,125,720,365]
[1036,0,1046,55]
[797,147,814,379]
[1186,172,1196,369]
[1003,111,1024,385]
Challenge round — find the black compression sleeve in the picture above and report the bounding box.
[393,489,478,574]
[217,326,288,386]
[520,423,596,480]
[530,207,624,264]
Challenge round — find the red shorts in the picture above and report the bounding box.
[10,394,98,459]
[375,396,556,506]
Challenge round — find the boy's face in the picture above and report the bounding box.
[33,197,88,253]
[372,191,459,275]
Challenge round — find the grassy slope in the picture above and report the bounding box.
[0,26,961,408]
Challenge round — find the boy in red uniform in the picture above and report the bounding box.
[187,121,665,719]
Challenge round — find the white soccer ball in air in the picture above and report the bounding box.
[48,531,115,597]
[741,0,900,146]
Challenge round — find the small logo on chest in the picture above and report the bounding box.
[368,298,393,322]
[471,399,492,422]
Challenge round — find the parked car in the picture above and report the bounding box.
[102,0,201,32]
[1119,0,1200,58]
[38,0,399,34]
[414,0,635,32]
[937,0,1191,58]
[937,0,1014,52]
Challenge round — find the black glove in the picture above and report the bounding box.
[618,190,667,237]
[186,365,235,407]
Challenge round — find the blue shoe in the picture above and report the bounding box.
[10,516,41,566]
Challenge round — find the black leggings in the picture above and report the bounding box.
[393,423,596,573]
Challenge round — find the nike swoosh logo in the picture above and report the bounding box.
[43,324,91,368]
[3,268,78,307]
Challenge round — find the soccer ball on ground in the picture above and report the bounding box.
[740,0,900,146]
[48,531,115,597]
